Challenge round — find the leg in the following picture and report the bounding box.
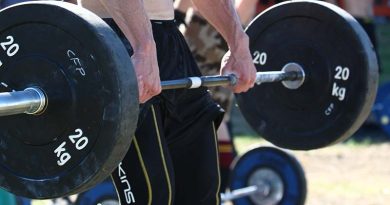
[217,122,237,191]
[111,104,175,205]
[168,120,221,205]
[182,12,237,191]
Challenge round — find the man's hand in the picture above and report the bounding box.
[93,0,161,103]
[132,47,162,103]
[190,0,257,93]
[220,35,256,93]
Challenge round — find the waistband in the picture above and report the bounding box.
[151,20,176,27]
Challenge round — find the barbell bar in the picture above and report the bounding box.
[0,63,305,117]
[161,62,304,90]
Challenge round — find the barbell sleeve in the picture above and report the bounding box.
[221,185,259,202]
[255,70,299,84]
[0,87,46,116]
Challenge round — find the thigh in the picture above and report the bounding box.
[168,120,221,205]
[111,104,175,205]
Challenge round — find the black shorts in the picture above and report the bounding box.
[104,19,224,205]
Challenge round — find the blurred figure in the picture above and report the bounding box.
[325,0,381,72]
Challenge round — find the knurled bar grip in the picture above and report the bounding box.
[161,75,237,90]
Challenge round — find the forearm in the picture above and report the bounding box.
[235,0,258,26]
[191,0,249,54]
[98,0,155,54]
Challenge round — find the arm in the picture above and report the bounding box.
[235,0,258,26]
[191,0,256,93]
[97,0,161,103]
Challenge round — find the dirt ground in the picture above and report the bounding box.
[294,142,390,205]
[234,128,390,205]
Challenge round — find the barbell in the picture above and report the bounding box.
[0,62,304,116]
[0,0,378,199]
[226,146,306,205]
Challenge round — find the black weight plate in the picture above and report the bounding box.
[237,0,379,150]
[230,146,306,205]
[0,2,139,198]
[75,179,118,205]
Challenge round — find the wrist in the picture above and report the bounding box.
[228,32,250,57]
[133,40,157,57]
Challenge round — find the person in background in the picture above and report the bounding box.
[325,0,381,71]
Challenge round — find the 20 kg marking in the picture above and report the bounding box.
[1,36,19,57]
[332,66,350,101]
[326,66,350,116]
[0,36,20,68]
[54,129,89,166]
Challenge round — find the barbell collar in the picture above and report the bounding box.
[256,63,305,89]
[0,87,46,116]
